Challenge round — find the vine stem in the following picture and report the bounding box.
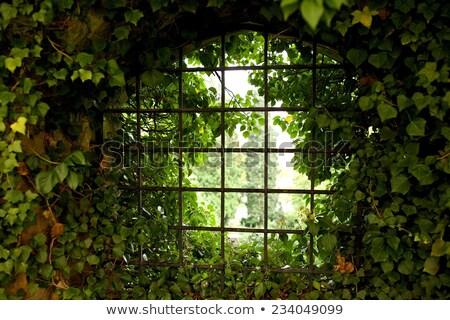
[30,147,61,165]
[437,152,450,160]
[46,35,72,60]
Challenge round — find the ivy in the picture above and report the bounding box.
[0,0,448,301]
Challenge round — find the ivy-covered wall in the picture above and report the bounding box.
[0,0,449,299]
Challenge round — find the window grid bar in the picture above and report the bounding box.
[308,41,318,285]
[118,186,335,194]
[177,47,184,266]
[158,63,345,73]
[220,33,226,290]
[135,76,144,271]
[263,31,269,270]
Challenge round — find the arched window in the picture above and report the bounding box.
[103,29,357,292]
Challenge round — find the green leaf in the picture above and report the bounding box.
[71,150,86,165]
[180,0,197,13]
[320,233,337,252]
[441,127,450,141]
[390,174,410,194]
[280,0,300,20]
[398,259,414,275]
[377,103,397,122]
[76,53,94,68]
[408,163,431,181]
[300,0,324,30]
[149,0,168,11]
[423,256,439,275]
[142,70,165,87]
[411,92,431,111]
[381,260,394,273]
[431,239,447,257]
[125,9,144,26]
[106,59,125,87]
[0,91,16,107]
[358,96,374,111]
[406,118,426,137]
[395,0,415,14]
[0,3,18,24]
[87,254,100,265]
[5,57,22,73]
[54,163,69,182]
[35,170,59,194]
[397,94,412,111]
[37,102,50,117]
[157,47,171,65]
[39,264,53,279]
[254,282,266,299]
[368,52,388,69]
[386,236,400,251]
[66,171,79,190]
[79,69,93,82]
[207,0,224,8]
[346,48,368,68]
[370,246,388,262]
[10,116,27,134]
[92,72,105,85]
[113,25,131,41]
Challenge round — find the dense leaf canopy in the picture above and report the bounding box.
[0,0,449,299]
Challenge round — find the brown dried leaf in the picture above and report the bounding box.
[17,162,30,176]
[51,223,64,238]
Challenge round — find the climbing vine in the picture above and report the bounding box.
[0,0,449,299]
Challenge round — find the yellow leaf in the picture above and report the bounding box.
[285,115,293,123]
[352,6,378,29]
[10,116,27,134]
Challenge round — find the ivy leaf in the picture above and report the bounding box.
[280,0,300,20]
[390,174,410,194]
[351,6,377,29]
[5,57,22,73]
[106,59,125,87]
[125,9,144,26]
[406,118,426,137]
[35,170,59,194]
[149,0,168,11]
[398,259,414,275]
[207,0,224,8]
[377,103,397,122]
[368,52,388,69]
[320,233,337,252]
[408,163,432,181]
[0,91,16,107]
[87,254,100,265]
[76,52,94,68]
[92,72,105,85]
[0,3,18,26]
[54,163,69,182]
[79,69,93,82]
[300,0,325,30]
[397,94,412,111]
[431,239,447,257]
[441,127,450,141]
[423,256,439,275]
[395,0,415,14]
[358,96,374,111]
[346,48,368,67]
[10,116,27,134]
[142,70,165,87]
[412,92,431,111]
[113,25,131,41]
[254,282,266,299]
[71,150,86,165]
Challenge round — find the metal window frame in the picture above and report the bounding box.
[104,31,352,288]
